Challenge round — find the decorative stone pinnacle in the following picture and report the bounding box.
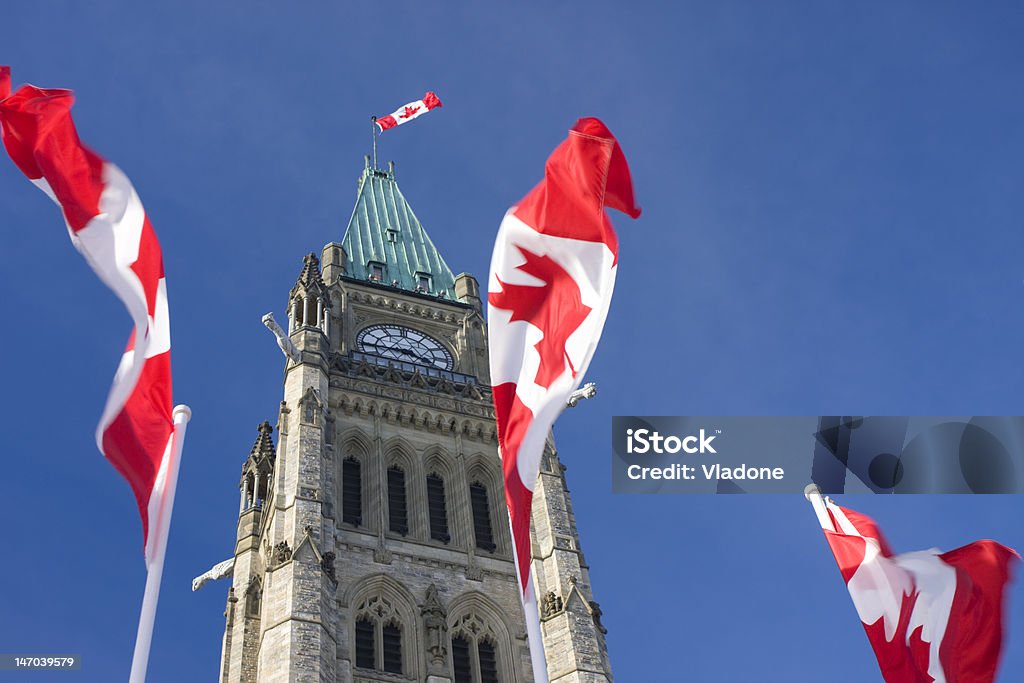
[248,422,275,462]
[296,252,325,289]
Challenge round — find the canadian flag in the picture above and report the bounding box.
[810,491,1019,683]
[0,65,181,564]
[375,91,442,132]
[1,66,189,680]
[488,117,640,681]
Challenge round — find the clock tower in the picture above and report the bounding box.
[219,157,613,683]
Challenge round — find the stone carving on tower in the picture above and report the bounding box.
[218,157,613,683]
[422,584,449,675]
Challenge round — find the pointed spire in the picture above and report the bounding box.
[248,421,275,465]
[296,252,325,289]
[290,252,328,309]
[341,163,456,296]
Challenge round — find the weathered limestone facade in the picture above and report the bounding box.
[220,162,612,683]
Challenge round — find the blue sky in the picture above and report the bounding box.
[2,2,1022,681]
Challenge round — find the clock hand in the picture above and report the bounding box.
[387,345,424,362]
[413,350,436,365]
[363,341,408,360]
[364,337,443,367]
[393,345,438,367]
[395,344,433,365]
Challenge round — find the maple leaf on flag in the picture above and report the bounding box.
[489,245,592,389]
[375,93,441,132]
[486,118,639,683]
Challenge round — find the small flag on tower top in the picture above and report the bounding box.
[375,91,442,132]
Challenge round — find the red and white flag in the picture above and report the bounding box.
[810,492,1018,683]
[488,117,640,681]
[375,91,442,132]
[1,66,189,681]
[0,66,180,566]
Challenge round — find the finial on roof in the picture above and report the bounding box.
[295,252,325,289]
[247,421,276,463]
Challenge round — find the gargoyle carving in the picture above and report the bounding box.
[262,312,301,363]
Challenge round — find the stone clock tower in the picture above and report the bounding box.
[219,158,612,683]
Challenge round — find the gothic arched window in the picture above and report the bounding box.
[450,614,501,683]
[387,465,409,535]
[426,473,450,543]
[478,640,498,683]
[355,616,375,668]
[244,577,262,618]
[382,622,402,673]
[469,481,496,553]
[452,635,472,683]
[355,596,404,675]
[342,457,362,527]
[305,296,317,328]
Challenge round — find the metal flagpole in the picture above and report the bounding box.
[371,116,378,170]
[804,483,836,531]
[129,404,192,683]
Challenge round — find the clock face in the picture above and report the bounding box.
[356,324,454,371]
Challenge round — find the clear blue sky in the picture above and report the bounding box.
[2,2,1022,681]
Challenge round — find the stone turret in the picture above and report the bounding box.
[222,423,278,683]
[288,252,331,339]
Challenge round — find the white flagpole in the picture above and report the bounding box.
[129,404,192,683]
[507,515,549,683]
[522,578,549,683]
[804,483,836,531]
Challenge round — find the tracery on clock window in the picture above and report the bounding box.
[356,323,454,371]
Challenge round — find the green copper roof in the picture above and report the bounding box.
[341,161,457,297]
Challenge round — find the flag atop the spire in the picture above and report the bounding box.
[375,91,443,132]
